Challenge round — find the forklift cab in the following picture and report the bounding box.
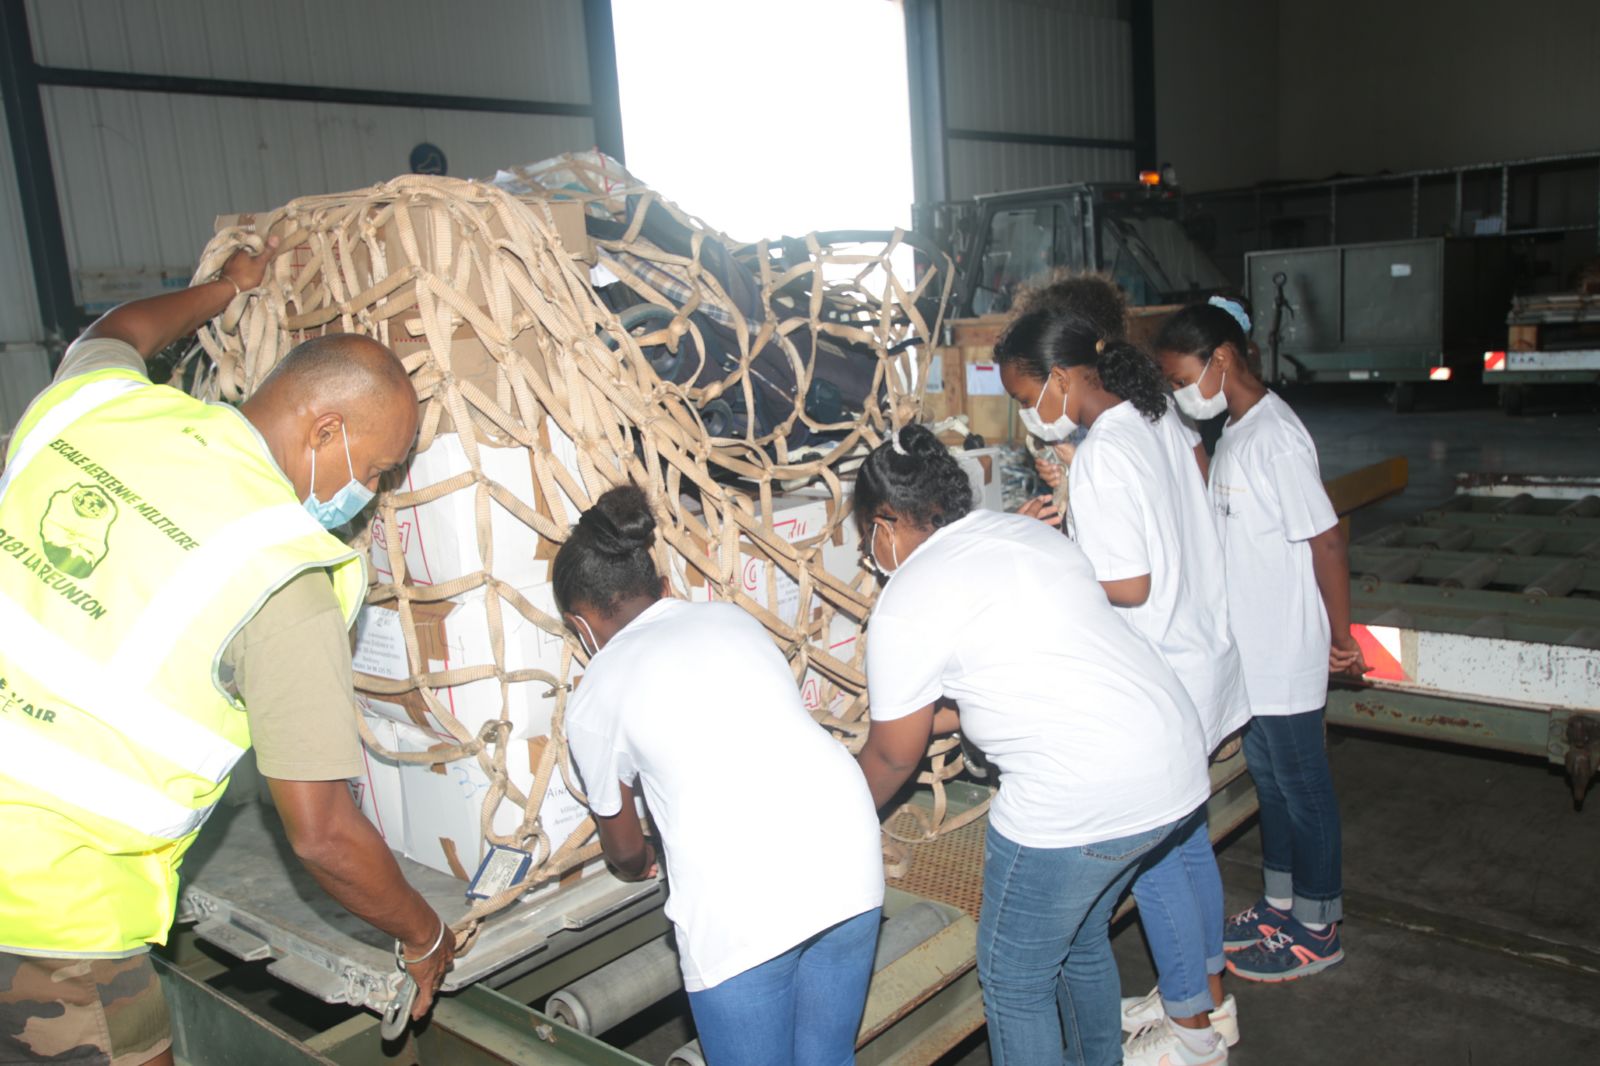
[948,182,1229,318]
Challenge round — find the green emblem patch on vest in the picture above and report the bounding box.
[39,483,119,579]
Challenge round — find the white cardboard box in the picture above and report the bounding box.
[352,582,568,742]
[349,707,421,848]
[954,446,1006,512]
[392,728,591,882]
[692,491,864,624]
[370,430,585,591]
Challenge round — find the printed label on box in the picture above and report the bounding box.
[966,362,1005,396]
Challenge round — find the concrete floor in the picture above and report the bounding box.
[936,382,1600,1065]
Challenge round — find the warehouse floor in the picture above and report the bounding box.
[938,382,1600,1065]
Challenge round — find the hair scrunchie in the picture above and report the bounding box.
[1208,295,1252,333]
[890,427,908,456]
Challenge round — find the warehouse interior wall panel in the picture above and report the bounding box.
[1153,0,1600,193]
[1151,0,1277,192]
[0,97,45,345]
[25,0,591,106]
[942,0,1132,142]
[948,141,1134,200]
[39,85,593,280]
[1275,0,1600,180]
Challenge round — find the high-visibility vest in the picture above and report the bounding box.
[0,365,367,956]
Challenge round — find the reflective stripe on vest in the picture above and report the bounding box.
[109,502,327,693]
[0,377,144,504]
[0,716,211,840]
[0,587,244,783]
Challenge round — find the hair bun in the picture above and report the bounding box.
[582,485,656,557]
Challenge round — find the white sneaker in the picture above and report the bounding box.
[1120,987,1240,1047]
[1121,1016,1227,1066]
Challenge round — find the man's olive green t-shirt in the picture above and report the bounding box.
[46,338,365,781]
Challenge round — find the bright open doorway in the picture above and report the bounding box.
[610,0,915,245]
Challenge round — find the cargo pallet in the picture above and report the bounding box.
[161,765,1259,1063]
[1334,474,1600,806]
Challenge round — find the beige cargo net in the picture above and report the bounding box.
[190,157,983,951]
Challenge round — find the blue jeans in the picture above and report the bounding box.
[1243,709,1343,925]
[1129,807,1224,1017]
[687,907,880,1066]
[978,820,1177,1066]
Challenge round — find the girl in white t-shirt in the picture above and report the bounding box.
[1155,301,1367,986]
[554,486,884,1066]
[994,307,1249,1066]
[854,425,1209,1066]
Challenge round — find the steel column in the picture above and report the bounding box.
[0,0,79,345]
[1129,0,1157,171]
[904,0,950,207]
[582,0,625,162]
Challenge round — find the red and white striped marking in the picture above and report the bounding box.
[1352,623,1407,682]
[1483,350,1506,373]
[1429,366,1453,381]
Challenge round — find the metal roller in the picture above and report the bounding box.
[665,904,957,1066]
[547,935,683,1036]
[1417,526,1473,551]
[1496,529,1545,556]
[1440,555,1501,590]
[1523,559,1583,598]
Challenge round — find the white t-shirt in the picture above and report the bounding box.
[866,509,1209,850]
[1210,391,1339,715]
[1066,400,1252,752]
[566,599,883,992]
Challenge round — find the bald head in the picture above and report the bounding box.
[259,333,414,416]
[241,332,419,515]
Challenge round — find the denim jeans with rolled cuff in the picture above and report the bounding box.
[1242,707,1343,925]
[1128,806,1225,1018]
[977,818,1178,1066]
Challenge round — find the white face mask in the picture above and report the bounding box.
[867,519,901,577]
[571,614,600,657]
[1017,373,1077,443]
[1173,356,1228,420]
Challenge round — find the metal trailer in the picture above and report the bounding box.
[159,761,1260,1063]
[1245,237,1513,411]
[1330,474,1600,806]
[1484,292,1600,414]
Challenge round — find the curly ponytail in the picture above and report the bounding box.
[853,424,975,531]
[1094,341,1169,422]
[553,484,663,615]
[996,307,1168,423]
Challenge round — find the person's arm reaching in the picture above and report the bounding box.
[593,781,658,882]
[79,238,279,360]
[268,778,455,1019]
[1099,573,1151,607]
[857,703,935,810]
[1309,523,1366,675]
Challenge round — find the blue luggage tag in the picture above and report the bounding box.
[467,844,533,901]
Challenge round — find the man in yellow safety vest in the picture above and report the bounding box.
[0,239,453,1066]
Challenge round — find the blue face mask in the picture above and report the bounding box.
[303,423,375,530]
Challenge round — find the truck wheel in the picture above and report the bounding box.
[1390,383,1418,414]
[1498,385,1525,416]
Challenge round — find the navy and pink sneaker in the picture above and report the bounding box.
[1222,898,1290,952]
[1226,917,1344,982]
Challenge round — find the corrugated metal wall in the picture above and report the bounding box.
[940,0,1135,198]
[0,0,596,433]
[26,0,594,277]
